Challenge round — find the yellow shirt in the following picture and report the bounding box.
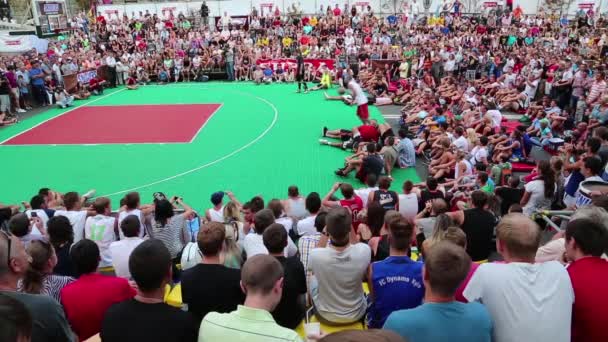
[282,37,293,47]
[310,17,318,26]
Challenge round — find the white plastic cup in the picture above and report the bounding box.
[304,322,321,342]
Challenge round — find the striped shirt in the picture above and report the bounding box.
[588,80,606,104]
[150,214,190,259]
[18,274,75,302]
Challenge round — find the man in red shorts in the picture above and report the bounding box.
[348,78,370,123]
[320,119,380,150]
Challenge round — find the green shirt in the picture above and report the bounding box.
[199,305,302,342]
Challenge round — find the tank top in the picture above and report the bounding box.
[207,206,224,223]
[85,215,117,268]
[285,198,307,219]
[455,159,473,179]
[340,196,364,230]
[118,209,145,239]
[462,208,496,261]
[398,193,419,221]
[368,256,424,328]
[373,189,399,211]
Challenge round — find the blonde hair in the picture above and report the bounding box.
[223,201,241,222]
[466,128,478,147]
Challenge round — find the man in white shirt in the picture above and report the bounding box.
[452,126,469,152]
[295,193,321,236]
[354,174,379,208]
[109,215,144,279]
[243,209,297,258]
[84,197,117,268]
[54,192,94,243]
[105,52,117,87]
[309,207,371,324]
[348,78,370,123]
[464,214,574,342]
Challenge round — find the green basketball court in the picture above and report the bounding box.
[0,83,419,209]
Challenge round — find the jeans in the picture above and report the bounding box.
[226,61,234,81]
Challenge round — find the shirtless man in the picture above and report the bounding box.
[428,138,456,179]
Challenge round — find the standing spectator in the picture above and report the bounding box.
[199,255,301,342]
[309,207,371,325]
[200,1,209,26]
[464,214,573,342]
[447,191,497,262]
[29,60,48,106]
[367,217,424,328]
[181,222,244,324]
[205,191,225,223]
[61,239,135,341]
[109,215,145,279]
[263,224,307,329]
[101,239,197,342]
[5,65,26,113]
[564,218,608,342]
[0,231,74,342]
[105,52,117,88]
[384,242,493,342]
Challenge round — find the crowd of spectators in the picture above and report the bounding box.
[1,2,608,342]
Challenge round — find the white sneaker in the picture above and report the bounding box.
[16,108,26,113]
[82,189,96,199]
[319,139,329,145]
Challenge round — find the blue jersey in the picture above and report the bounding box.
[368,256,424,328]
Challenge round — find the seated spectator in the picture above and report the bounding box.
[367,217,424,328]
[8,213,45,244]
[521,160,556,216]
[368,176,399,211]
[316,329,405,342]
[298,212,326,282]
[536,206,608,263]
[295,192,322,236]
[0,293,33,342]
[47,215,76,277]
[263,223,306,329]
[398,181,419,221]
[61,239,135,341]
[199,255,301,341]
[418,177,445,209]
[464,214,574,342]
[0,231,74,342]
[117,191,151,239]
[243,209,297,258]
[355,174,379,208]
[415,198,448,239]
[269,199,295,234]
[88,75,105,95]
[84,197,117,268]
[149,198,193,266]
[282,185,308,220]
[447,191,497,262]
[54,191,91,243]
[101,239,197,342]
[109,215,145,279]
[322,182,364,232]
[384,241,493,342]
[494,176,524,216]
[181,222,244,324]
[309,207,371,325]
[564,218,608,342]
[18,239,74,302]
[54,86,74,108]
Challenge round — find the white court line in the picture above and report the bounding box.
[189,103,224,143]
[0,88,126,145]
[100,87,279,198]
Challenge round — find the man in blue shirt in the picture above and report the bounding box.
[397,128,416,168]
[28,60,48,106]
[384,241,493,342]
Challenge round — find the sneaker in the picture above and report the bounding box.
[82,189,96,199]
[16,108,26,113]
[323,127,328,137]
[319,139,329,145]
[335,169,346,177]
[295,90,301,93]
[26,106,32,110]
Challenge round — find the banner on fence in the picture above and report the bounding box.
[255,58,335,70]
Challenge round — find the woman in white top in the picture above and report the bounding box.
[398,181,419,221]
[521,160,556,217]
